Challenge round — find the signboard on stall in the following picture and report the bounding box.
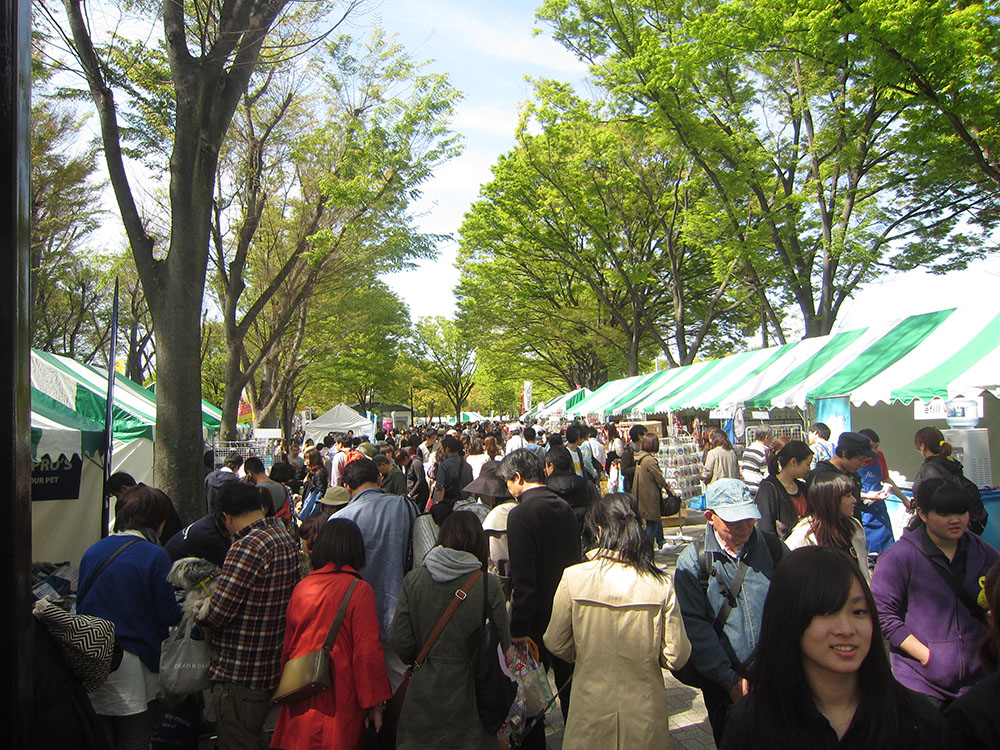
[913,397,983,421]
[32,453,84,501]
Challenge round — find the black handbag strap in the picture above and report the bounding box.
[78,537,142,603]
[322,577,360,652]
[924,553,986,625]
[712,559,748,633]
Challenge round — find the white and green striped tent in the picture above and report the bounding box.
[32,349,223,438]
[568,306,1000,418]
[31,349,223,486]
[564,376,644,418]
[31,387,106,564]
[536,387,591,419]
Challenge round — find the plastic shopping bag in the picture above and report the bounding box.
[507,644,553,716]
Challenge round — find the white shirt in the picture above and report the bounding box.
[587,436,607,465]
[506,434,526,452]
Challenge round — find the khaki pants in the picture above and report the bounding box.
[212,681,272,750]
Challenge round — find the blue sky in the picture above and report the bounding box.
[367,0,999,332]
[369,0,589,320]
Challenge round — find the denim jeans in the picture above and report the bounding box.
[645,518,664,548]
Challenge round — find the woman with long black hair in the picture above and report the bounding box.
[785,472,870,581]
[720,547,947,750]
[543,493,690,750]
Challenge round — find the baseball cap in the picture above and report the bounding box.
[836,431,878,459]
[706,478,760,523]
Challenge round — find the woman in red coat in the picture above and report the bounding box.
[271,519,391,750]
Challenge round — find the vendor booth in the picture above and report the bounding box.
[31,349,222,487]
[30,388,105,565]
[550,305,1000,542]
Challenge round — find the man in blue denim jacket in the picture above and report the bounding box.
[674,478,786,745]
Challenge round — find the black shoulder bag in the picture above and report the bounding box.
[466,574,516,733]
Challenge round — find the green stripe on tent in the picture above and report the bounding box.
[602,371,670,414]
[564,389,587,410]
[645,349,757,412]
[891,311,1000,404]
[746,329,868,407]
[809,309,955,400]
[74,384,154,441]
[31,387,105,457]
[630,357,727,414]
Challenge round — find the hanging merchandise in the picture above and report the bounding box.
[656,434,704,502]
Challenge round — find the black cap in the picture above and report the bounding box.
[837,431,878,459]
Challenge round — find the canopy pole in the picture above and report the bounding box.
[101,278,119,537]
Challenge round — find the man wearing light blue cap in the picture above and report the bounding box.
[673,478,788,745]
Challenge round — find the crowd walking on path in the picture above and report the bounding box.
[33,418,1000,750]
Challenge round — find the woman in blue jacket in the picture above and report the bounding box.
[77,486,182,750]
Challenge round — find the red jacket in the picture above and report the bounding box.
[271,564,391,750]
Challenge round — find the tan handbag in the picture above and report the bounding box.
[272,576,360,705]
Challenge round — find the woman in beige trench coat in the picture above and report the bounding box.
[543,493,691,750]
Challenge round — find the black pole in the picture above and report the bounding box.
[102,278,120,537]
[0,0,34,745]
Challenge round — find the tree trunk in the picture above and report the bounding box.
[219,325,247,440]
[150,281,209,524]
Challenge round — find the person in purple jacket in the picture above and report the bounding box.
[871,475,1000,705]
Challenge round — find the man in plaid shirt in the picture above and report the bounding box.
[200,481,299,750]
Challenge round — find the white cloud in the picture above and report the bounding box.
[392,0,589,75]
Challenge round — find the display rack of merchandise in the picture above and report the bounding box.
[657,434,704,501]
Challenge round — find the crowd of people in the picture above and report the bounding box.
[44,417,1000,750]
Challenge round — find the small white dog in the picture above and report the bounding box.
[167,557,221,621]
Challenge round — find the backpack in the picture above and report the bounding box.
[693,530,785,595]
[671,530,784,689]
[343,449,364,466]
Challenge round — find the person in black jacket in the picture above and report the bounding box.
[913,425,988,533]
[619,424,646,493]
[755,439,812,540]
[497,449,581,750]
[944,561,1000,749]
[545,446,599,538]
[805,432,876,524]
[164,512,232,567]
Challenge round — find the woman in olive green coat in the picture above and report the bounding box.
[391,511,511,749]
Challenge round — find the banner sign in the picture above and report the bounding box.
[32,454,84,501]
[522,381,532,414]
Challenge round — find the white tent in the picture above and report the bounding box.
[305,403,373,442]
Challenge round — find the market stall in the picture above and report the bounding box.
[30,388,105,564]
[31,348,223,485]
